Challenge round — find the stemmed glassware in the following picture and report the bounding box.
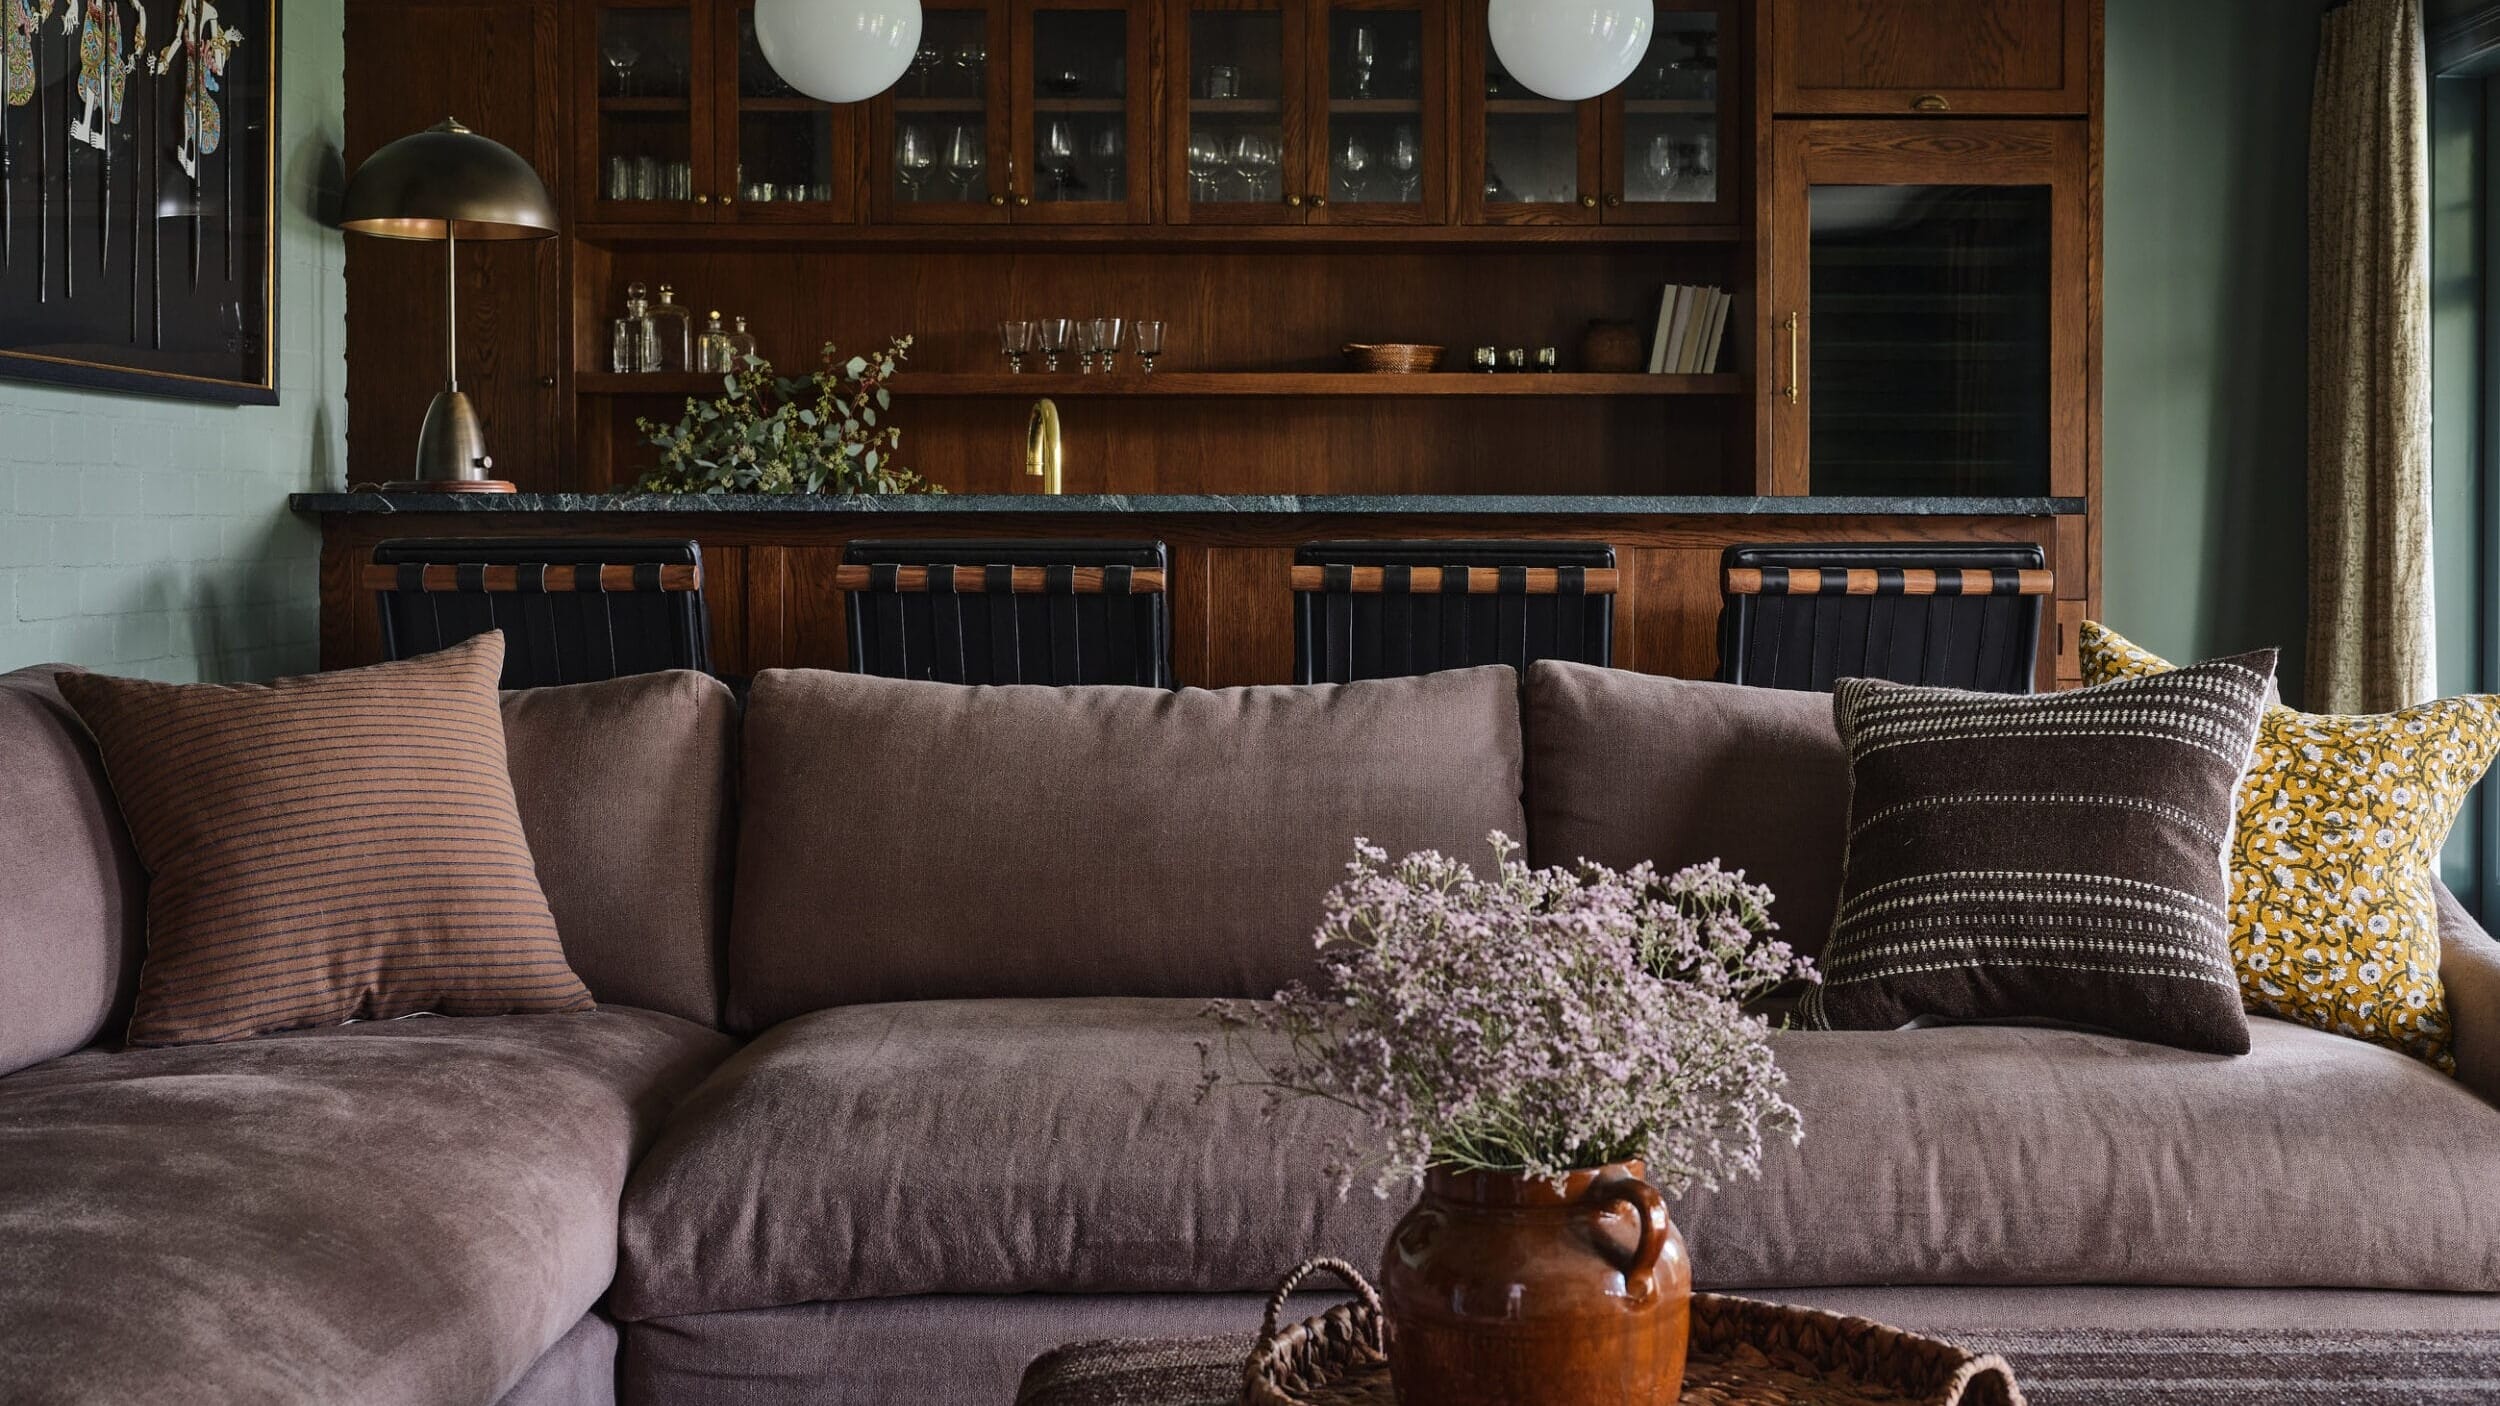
[1090,126,1126,202]
[1232,133,1279,202]
[1091,317,1126,374]
[1075,319,1103,373]
[949,38,988,95]
[1133,320,1165,375]
[1644,135,1679,200]
[944,126,986,200]
[601,32,643,96]
[1188,132,1228,203]
[1036,317,1074,373]
[1387,126,1421,202]
[1335,136,1371,202]
[907,43,942,96]
[1349,25,1377,99]
[999,320,1033,374]
[896,125,937,201]
[1040,120,1081,199]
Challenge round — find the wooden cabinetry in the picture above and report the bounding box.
[1768,0,2091,116]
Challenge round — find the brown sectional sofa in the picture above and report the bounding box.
[4,661,2498,1405]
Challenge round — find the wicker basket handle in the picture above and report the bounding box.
[1260,1258,1383,1340]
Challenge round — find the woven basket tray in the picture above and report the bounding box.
[1018,1260,2025,1406]
[1342,343,1444,374]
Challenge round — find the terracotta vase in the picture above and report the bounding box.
[1379,1161,1691,1406]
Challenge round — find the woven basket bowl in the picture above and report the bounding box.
[1342,343,1444,374]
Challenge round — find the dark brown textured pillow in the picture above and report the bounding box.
[1801,653,2276,1055]
[57,633,591,1047]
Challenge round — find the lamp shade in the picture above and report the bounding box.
[754,0,923,105]
[339,118,559,242]
[1488,0,1654,103]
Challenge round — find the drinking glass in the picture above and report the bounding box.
[1040,120,1080,198]
[666,161,693,201]
[1132,320,1165,374]
[1387,126,1421,202]
[1644,135,1678,199]
[632,154,659,202]
[1091,317,1126,374]
[1231,133,1280,202]
[908,43,942,96]
[896,125,936,201]
[949,38,988,94]
[1334,136,1371,202]
[1188,131,1228,202]
[1036,317,1074,372]
[606,156,633,202]
[1205,64,1240,99]
[1090,125,1126,202]
[1349,25,1377,99]
[944,126,986,200]
[601,32,642,96]
[1074,319,1102,373]
[999,320,1034,374]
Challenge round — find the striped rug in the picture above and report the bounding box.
[1959,1329,2500,1404]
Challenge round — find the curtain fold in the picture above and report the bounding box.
[2308,0,2435,714]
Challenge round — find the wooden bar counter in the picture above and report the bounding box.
[296,493,2090,689]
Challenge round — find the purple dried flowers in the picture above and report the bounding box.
[1199,834,1818,1199]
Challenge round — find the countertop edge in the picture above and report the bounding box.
[290,492,2088,518]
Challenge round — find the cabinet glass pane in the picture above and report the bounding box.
[893,10,993,205]
[596,8,696,204]
[1483,50,1575,207]
[1186,11,1288,206]
[736,12,834,203]
[1030,11,1131,205]
[1619,14,1718,207]
[1328,10,1425,204]
[1808,185,2052,497]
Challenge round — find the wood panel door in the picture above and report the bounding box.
[1303,0,1450,225]
[872,0,1016,222]
[1166,0,1313,225]
[577,0,723,221]
[716,0,864,223]
[1599,0,1741,226]
[1458,3,1599,226]
[1768,0,2092,117]
[1764,120,2089,501]
[1013,0,1161,223]
[346,0,563,490]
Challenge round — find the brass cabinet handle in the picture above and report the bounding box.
[720,194,735,206]
[1311,194,1328,208]
[1579,194,1597,208]
[536,375,557,388]
[1015,192,1032,206]
[989,193,1007,206]
[1781,311,1801,404]
[1605,193,1624,208]
[1913,93,1949,112]
[695,193,711,205]
[1286,193,1303,207]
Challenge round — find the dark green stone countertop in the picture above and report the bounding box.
[292,492,2084,516]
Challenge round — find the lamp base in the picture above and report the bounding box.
[413,388,496,485]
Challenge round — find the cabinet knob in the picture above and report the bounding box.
[989,193,1007,207]
[536,375,557,388]
[1286,193,1303,208]
[1311,194,1328,208]
[1605,194,1624,208]
[1579,194,1597,208]
[695,193,711,205]
[720,194,735,206]
[1015,193,1032,207]
[1913,93,1950,112]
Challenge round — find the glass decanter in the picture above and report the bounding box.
[727,317,759,366]
[647,284,695,373]
[696,311,736,374]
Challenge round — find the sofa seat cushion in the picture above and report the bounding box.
[1680,1016,2500,1292]
[0,1008,733,1406]
[614,999,1402,1318]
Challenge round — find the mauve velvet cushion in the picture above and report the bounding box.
[0,667,144,1077]
[502,671,738,1027]
[2439,884,2500,1107]
[724,668,1525,1031]
[0,1009,731,1405]
[613,998,1404,1317]
[1524,662,1848,961]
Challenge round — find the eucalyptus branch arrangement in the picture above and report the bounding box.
[1201,835,1816,1199]
[634,337,944,496]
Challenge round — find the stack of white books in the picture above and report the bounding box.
[1648,284,1733,375]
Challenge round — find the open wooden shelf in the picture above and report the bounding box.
[575,371,1747,398]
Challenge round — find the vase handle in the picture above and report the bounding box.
[1591,1173,1670,1286]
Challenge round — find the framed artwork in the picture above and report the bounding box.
[0,0,276,404]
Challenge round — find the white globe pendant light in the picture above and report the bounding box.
[754,0,925,104]
[1487,0,1654,103]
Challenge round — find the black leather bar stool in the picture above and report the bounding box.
[1292,541,1617,685]
[370,538,713,688]
[1713,543,2050,694]
[841,540,1171,687]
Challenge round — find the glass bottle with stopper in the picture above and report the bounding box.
[727,317,759,366]
[614,283,661,373]
[647,284,695,372]
[696,311,736,373]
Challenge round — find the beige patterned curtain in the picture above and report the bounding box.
[2309,0,2435,714]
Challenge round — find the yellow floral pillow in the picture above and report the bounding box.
[2080,621,2500,1067]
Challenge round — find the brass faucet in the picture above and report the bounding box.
[1025,398,1064,496]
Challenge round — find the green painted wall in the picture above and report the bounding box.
[2102,0,2319,698]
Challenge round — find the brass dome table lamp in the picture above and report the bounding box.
[339,118,558,492]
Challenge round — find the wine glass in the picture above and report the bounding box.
[999,321,1034,374]
[1075,318,1103,374]
[1132,320,1165,374]
[1040,119,1081,198]
[1387,126,1421,202]
[896,125,937,201]
[601,31,643,96]
[1644,134,1679,199]
[907,43,942,96]
[1349,25,1377,99]
[1089,125,1126,202]
[1229,133,1272,202]
[1036,317,1074,373]
[1091,317,1126,374]
[949,37,988,95]
[1334,135,1371,202]
[944,126,986,200]
[1188,131,1228,203]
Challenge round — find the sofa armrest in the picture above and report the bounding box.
[2438,882,2500,1104]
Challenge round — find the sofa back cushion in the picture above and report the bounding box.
[501,670,737,1027]
[0,668,145,1075]
[725,668,1525,1032]
[1524,662,1849,961]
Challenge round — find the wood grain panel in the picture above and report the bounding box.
[1203,545,1297,685]
[788,546,853,669]
[1771,0,2091,117]
[745,545,791,670]
[1630,546,1727,681]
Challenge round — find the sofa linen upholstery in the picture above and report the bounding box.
[1523,663,1849,961]
[2440,882,2500,1106]
[723,667,1526,1031]
[502,671,738,1026]
[0,1009,732,1405]
[0,667,143,1077]
[614,998,1402,1318]
[496,1313,620,1406]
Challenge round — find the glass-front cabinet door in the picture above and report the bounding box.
[873,0,1013,222]
[721,3,857,221]
[1307,0,1444,224]
[1167,0,1308,224]
[1458,5,1597,225]
[1599,0,1736,225]
[1013,0,1157,223]
[582,1,716,222]
[1767,120,2087,499]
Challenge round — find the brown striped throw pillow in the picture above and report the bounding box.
[1801,653,2277,1055]
[57,634,591,1047]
